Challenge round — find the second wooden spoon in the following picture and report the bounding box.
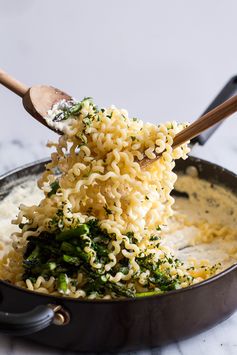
[140,94,237,167]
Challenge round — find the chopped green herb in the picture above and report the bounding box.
[47,180,60,197]
[150,235,159,241]
[53,97,96,122]
[167,123,174,130]
[126,232,135,242]
[104,205,112,215]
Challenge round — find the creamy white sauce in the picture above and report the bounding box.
[166,173,237,270]
[0,177,43,257]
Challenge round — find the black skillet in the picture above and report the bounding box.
[0,77,237,352]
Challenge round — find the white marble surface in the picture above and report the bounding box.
[1,0,237,353]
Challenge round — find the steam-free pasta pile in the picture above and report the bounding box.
[0,98,231,299]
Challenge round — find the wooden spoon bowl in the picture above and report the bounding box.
[23,86,71,131]
[0,69,71,133]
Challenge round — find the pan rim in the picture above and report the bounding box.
[0,155,237,304]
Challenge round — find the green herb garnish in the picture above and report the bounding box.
[104,205,112,215]
[47,180,60,197]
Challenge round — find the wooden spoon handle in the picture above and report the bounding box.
[140,95,237,168]
[0,69,29,98]
[173,95,237,148]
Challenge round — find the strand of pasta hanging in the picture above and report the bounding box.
[0,98,204,299]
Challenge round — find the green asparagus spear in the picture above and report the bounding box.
[56,225,89,241]
[63,254,82,266]
[57,273,69,294]
[135,290,162,297]
[24,245,40,265]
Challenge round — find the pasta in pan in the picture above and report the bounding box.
[0,98,228,299]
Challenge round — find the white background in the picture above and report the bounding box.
[1,0,237,167]
[1,1,237,354]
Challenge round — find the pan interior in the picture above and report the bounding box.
[0,162,237,295]
[167,171,237,273]
[0,176,42,258]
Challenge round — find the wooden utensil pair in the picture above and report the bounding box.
[1,68,237,168]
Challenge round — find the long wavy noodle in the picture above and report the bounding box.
[1,98,219,299]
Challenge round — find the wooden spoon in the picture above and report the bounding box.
[140,94,237,167]
[1,69,237,168]
[0,69,71,133]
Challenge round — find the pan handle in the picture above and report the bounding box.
[192,76,237,145]
[0,304,70,336]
